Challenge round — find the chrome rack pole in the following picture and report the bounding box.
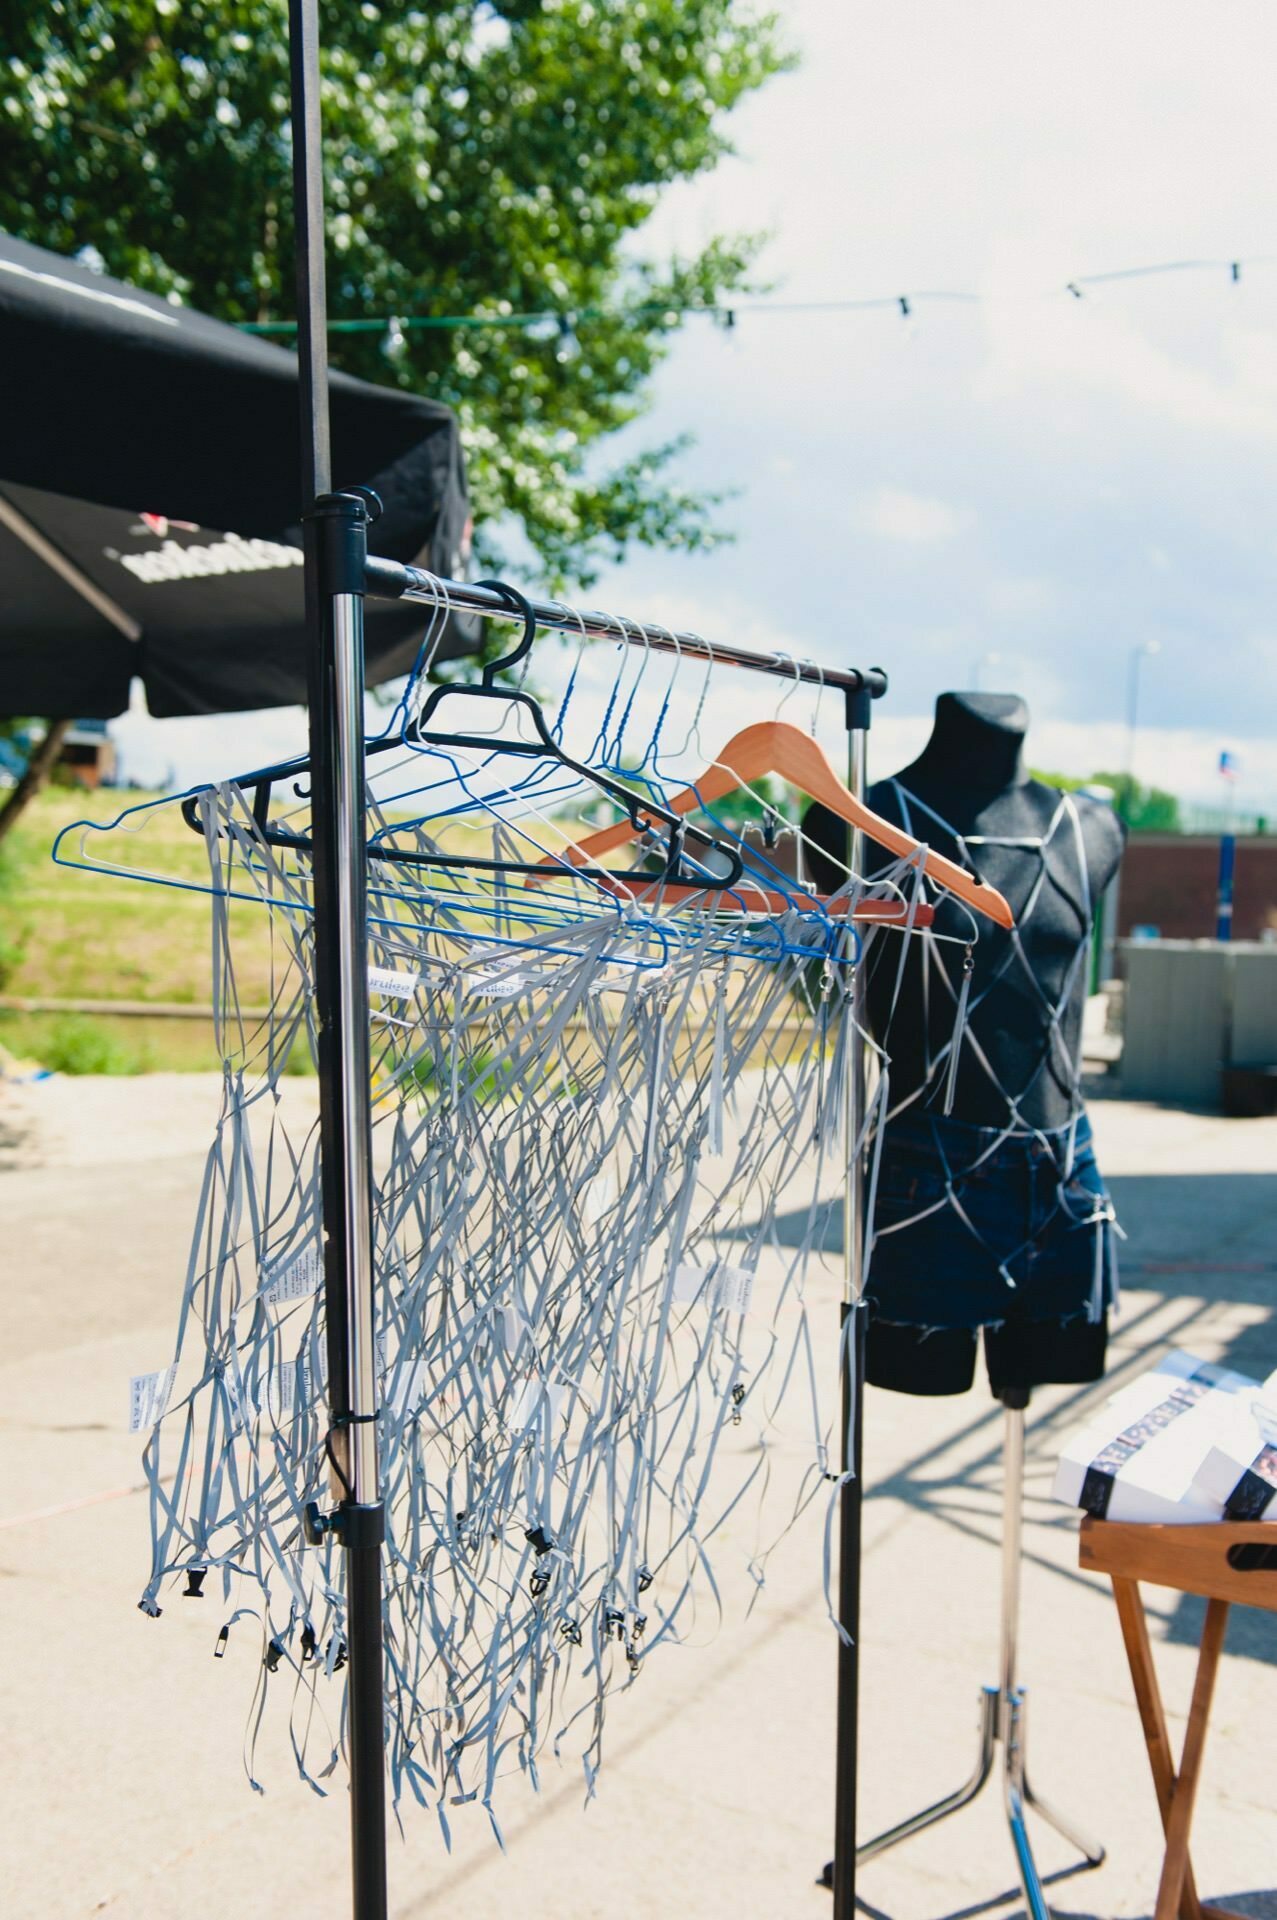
[288,6,387,1918]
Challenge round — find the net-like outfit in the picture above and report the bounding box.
[862,782,1119,1345]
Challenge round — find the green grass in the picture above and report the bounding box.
[1,785,278,1008]
[0,786,821,1076]
[0,785,282,1071]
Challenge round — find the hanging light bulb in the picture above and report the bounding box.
[383,315,409,361]
[555,313,581,364]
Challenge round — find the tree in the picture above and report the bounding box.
[1,1,789,590]
[0,719,71,848]
[1032,767,1183,832]
[1089,771,1182,833]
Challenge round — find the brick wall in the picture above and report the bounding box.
[1118,835,1277,942]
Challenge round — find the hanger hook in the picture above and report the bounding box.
[773,651,802,719]
[807,657,826,737]
[645,623,682,769]
[476,579,538,687]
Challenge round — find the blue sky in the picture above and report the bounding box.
[116,0,1277,811]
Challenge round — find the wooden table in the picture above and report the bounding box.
[1079,1518,1277,1920]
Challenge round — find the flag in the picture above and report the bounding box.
[1219,750,1240,780]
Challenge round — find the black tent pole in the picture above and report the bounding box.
[827,686,871,1917]
[287,6,388,1919]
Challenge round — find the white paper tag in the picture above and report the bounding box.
[368,966,419,1001]
[672,1264,713,1307]
[716,1264,756,1316]
[671,1262,756,1316]
[264,1242,323,1305]
[224,1362,253,1431]
[510,1377,569,1431]
[295,1344,318,1405]
[581,1171,616,1227]
[384,1357,426,1417]
[265,1361,296,1421]
[464,969,528,1000]
[129,1364,177,1433]
[501,1305,530,1350]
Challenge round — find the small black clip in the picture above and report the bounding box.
[525,1525,556,1556]
[300,1623,317,1663]
[137,1597,162,1619]
[731,1382,747,1425]
[530,1568,551,1599]
[632,1612,647,1640]
[214,1625,229,1659]
[626,1646,641,1673]
[264,1638,284,1673]
[329,1638,348,1673]
[304,1500,334,1545]
[603,1606,625,1640]
[560,1619,582,1646]
[183,1565,207,1599]
[637,1564,653,1593]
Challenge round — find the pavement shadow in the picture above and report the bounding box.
[766,1169,1277,1383]
[912,1893,1277,1920]
[1163,1586,1277,1665]
[758,1166,1277,1663]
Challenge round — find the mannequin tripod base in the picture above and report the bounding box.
[819,1408,1106,1919]
[819,1682,1105,1920]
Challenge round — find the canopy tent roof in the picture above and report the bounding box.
[0,233,476,716]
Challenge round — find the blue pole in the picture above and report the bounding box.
[1215,833,1236,942]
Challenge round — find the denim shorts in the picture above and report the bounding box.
[865,1109,1117,1332]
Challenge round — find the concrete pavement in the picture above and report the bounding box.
[1,1075,1274,1919]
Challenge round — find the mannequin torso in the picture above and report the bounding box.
[809,693,1125,1131]
[805,692,1126,1394]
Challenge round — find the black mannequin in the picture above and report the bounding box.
[806,692,1126,1398]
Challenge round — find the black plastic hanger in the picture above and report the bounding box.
[182,579,744,890]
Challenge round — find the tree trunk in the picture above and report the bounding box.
[0,718,73,847]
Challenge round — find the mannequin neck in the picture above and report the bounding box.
[902,692,1030,804]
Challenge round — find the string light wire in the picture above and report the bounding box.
[237,252,1274,344]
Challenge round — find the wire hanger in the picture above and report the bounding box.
[534,717,1013,928]
[177,580,745,892]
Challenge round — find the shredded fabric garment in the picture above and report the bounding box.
[131,775,928,1833]
[863,784,1119,1333]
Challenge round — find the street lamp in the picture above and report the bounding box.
[1125,640,1161,781]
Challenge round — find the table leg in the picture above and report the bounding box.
[1153,1598,1230,1920]
[1111,1577,1202,1920]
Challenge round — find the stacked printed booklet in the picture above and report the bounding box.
[1055,1349,1277,1524]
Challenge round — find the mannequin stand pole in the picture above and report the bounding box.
[854,1404,1105,1920]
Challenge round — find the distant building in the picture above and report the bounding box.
[1119,832,1277,943]
[56,719,117,789]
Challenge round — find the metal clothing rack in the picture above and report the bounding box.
[285,5,881,1915]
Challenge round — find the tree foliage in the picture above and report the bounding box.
[1089,770,1182,833]
[1,1,788,587]
[1033,767,1182,832]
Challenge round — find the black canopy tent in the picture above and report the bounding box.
[0,232,476,717]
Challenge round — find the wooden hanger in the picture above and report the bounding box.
[586,873,935,925]
[532,719,1014,929]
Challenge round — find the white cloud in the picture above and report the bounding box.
[986,575,1055,617]
[855,486,965,544]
